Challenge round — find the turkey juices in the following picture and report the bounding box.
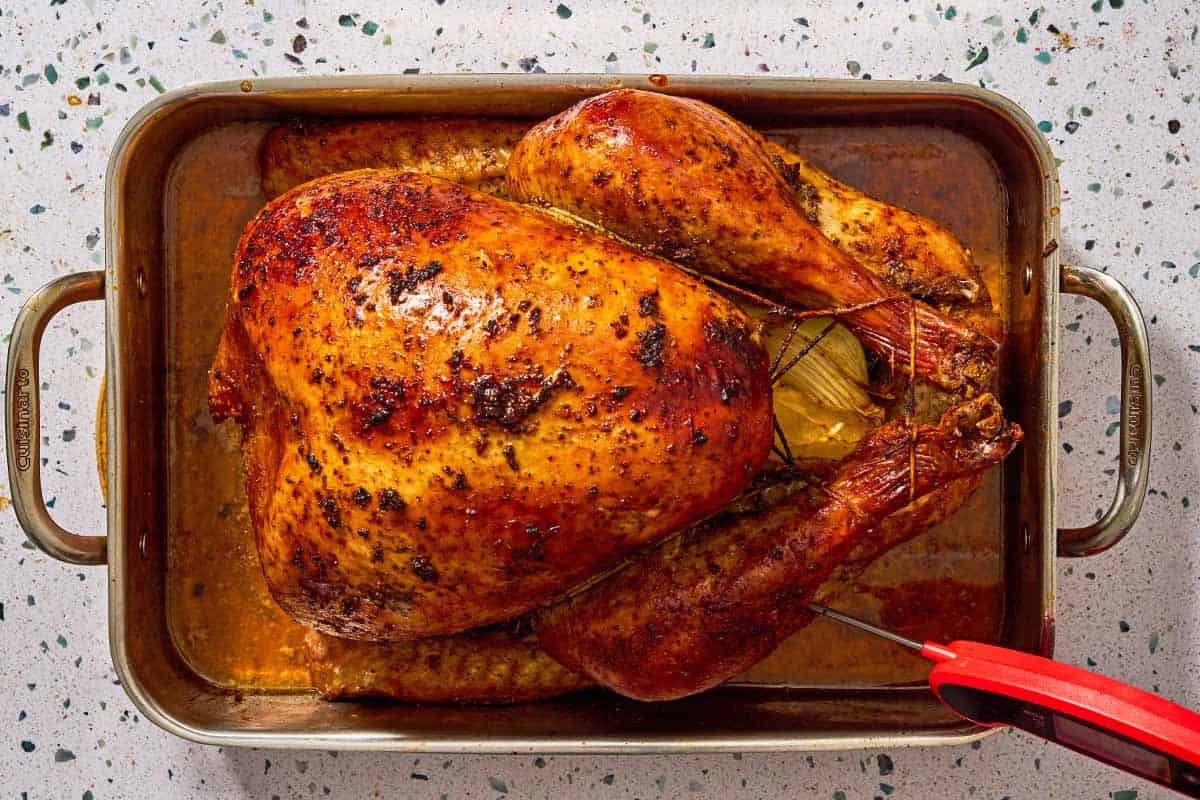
[209,169,773,640]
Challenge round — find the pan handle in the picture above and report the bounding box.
[1057,264,1151,557]
[5,271,107,565]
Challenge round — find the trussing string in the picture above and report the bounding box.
[768,317,803,377]
[906,299,919,501]
[772,413,796,469]
[691,269,899,324]
[758,292,926,506]
[771,318,838,385]
[696,271,926,505]
[554,467,816,603]
[806,479,874,523]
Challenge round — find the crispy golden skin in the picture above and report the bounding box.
[535,395,1021,701]
[305,627,591,702]
[259,118,528,200]
[765,141,985,306]
[506,89,999,396]
[765,141,1002,342]
[209,170,774,641]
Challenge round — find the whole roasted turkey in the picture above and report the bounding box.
[211,89,1020,702]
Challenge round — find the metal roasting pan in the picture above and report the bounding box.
[4,75,1152,752]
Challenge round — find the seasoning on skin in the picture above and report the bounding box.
[411,556,439,583]
[378,488,405,512]
[634,323,667,367]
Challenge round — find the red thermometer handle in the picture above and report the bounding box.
[925,640,1200,796]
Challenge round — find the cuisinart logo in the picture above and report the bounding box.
[1126,363,1144,468]
[13,367,32,471]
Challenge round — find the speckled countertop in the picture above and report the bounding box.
[1,1,1197,797]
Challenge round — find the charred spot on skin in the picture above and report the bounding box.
[769,155,820,223]
[449,470,470,491]
[503,444,519,472]
[610,385,633,402]
[411,555,439,584]
[351,487,371,507]
[611,312,630,340]
[345,275,369,305]
[592,170,613,186]
[634,322,668,368]
[692,429,709,446]
[638,289,661,319]
[358,375,405,431]
[702,317,763,373]
[356,528,370,538]
[446,349,465,373]
[378,488,406,512]
[386,260,442,303]
[317,496,341,529]
[711,138,740,169]
[305,452,322,473]
[237,282,256,301]
[528,306,542,334]
[470,367,575,431]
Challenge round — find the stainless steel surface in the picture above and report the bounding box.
[1,73,1152,752]
[5,270,107,565]
[1057,264,1152,557]
[809,604,924,652]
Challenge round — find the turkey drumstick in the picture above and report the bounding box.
[506,89,999,396]
[535,393,1021,701]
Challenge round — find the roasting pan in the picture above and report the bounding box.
[4,75,1151,752]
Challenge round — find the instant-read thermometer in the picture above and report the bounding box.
[809,603,1200,796]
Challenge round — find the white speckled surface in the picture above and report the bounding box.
[1,1,1197,797]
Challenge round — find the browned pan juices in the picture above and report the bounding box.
[163,122,312,690]
[161,118,1007,692]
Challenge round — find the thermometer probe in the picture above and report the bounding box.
[809,603,1200,796]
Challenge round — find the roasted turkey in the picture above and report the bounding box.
[210,169,773,640]
[211,89,1021,703]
